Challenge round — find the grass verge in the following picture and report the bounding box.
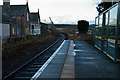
[2,34,55,59]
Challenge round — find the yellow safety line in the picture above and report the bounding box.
[117,59,120,61]
[95,36,98,38]
[98,36,102,40]
[103,51,107,54]
[108,39,120,44]
[95,45,101,50]
[60,40,75,79]
[106,54,114,60]
[95,45,120,62]
[95,37,120,47]
[95,39,120,62]
[108,44,115,48]
[95,45,115,60]
[95,37,120,44]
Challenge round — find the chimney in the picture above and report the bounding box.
[3,0,10,2]
[3,0,10,15]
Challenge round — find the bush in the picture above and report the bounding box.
[77,20,89,34]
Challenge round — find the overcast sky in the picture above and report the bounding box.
[0,0,101,24]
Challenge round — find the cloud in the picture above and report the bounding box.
[0,0,101,24]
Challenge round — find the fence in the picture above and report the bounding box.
[92,3,120,62]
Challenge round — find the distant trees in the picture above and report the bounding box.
[96,2,117,14]
[77,20,89,34]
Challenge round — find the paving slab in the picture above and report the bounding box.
[60,40,75,79]
[74,40,120,79]
[34,40,70,80]
[32,40,120,80]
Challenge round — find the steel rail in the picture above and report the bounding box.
[2,36,63,80]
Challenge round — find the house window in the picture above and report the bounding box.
[27,13,29,21]
[32,25,34,29]
[16,27,18,36]
[12,27,14,34]
[32,25,34,33]
[38,19,39,23]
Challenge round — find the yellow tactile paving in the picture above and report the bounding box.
[60,40,75,79]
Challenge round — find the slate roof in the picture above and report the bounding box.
[1,4,28,16]
[30,13,39,21]
[10,5,27,16]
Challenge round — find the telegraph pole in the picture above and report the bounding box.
[49,17,54,24]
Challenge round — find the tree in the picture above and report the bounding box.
[77,20,89,34]
[96,2,117,14]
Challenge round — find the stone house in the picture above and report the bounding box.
[2,0,31,37]
[30,10,41,35]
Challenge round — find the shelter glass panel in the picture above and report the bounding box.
[108,5,118,59]
[103,12,109,53]
[118,26,120,60]
[95,17,99,46]
[118,4,120,60]
[97,15,103,50]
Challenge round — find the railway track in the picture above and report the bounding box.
[2,34,65,80]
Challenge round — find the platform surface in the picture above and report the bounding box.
[31,40,120,80]
[74,40,120,79]
[31,40,70,80]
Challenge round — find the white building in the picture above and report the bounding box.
[0,14,11,44]
[30,10,41,35]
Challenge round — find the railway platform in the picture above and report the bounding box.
[31,40,120,80]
